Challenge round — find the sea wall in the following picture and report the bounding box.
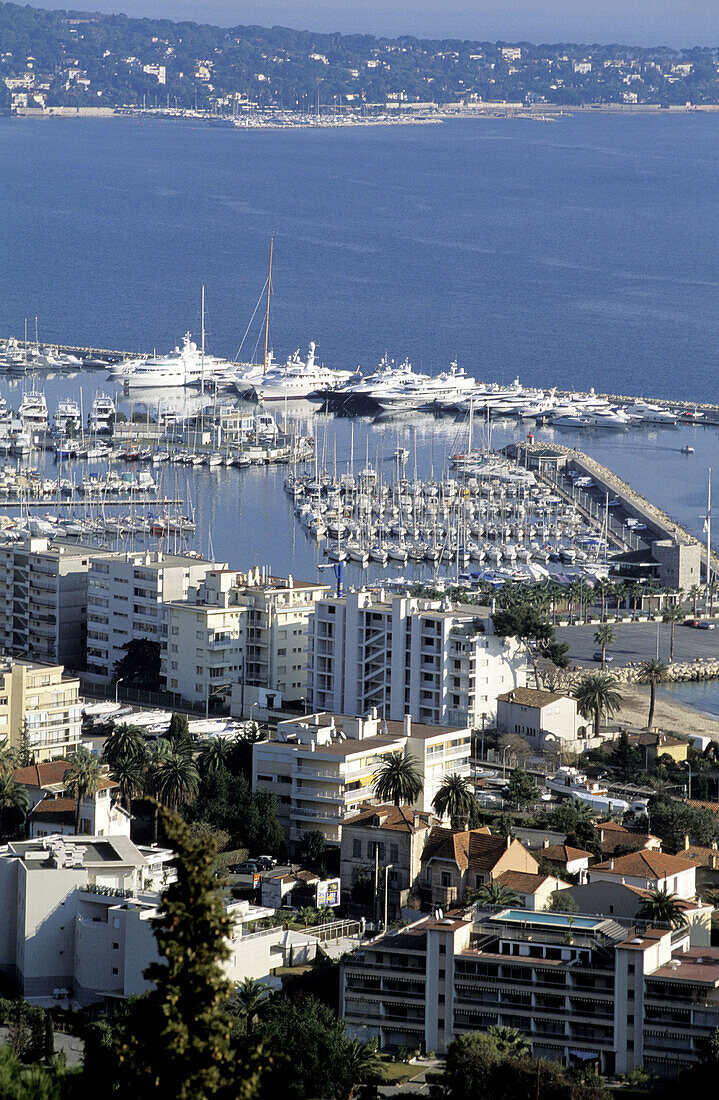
[541,658,719,691]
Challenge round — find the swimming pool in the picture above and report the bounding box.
[495,910,601,930]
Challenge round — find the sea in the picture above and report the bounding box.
[1,110,719,709]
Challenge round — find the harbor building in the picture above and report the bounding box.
[0,658,81,760]
[162,566,328,716]
[306,591,526,728]
[252,710,472,849]
[0,537,115,668]
[85,550,218,687]
[340,908,719,1075]
[0,834,313,1007]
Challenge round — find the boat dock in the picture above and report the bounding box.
[508,441,719,583]
[0,497,183,508]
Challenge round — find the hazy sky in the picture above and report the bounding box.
[42,0,718,47]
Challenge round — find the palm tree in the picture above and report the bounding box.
[230,976,271,1035]
[689,584,702,618]
[342,1039,387,1100]
[489,1025,531,1058]
[637,887,688,929]
[638,659,669,728]
[373,751,423,808]
[198,735,231,775]
[573,673,623,737]
[470,881,521,908]
[593,623,615,670]
[102,723,146,769]
[111,754,146,812]
[663,604,684,661]
[153,750,199,814]
[432,773,475,829]
[145,738,174,842]
[0,770,28,838]
[63,746,103,835]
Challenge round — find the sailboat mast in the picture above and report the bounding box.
[200,284,205,394]
[707,466,712,589]
[263,237,274,375]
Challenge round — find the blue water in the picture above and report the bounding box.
[664,680,719,718]
[1,111,719,713]
[2,112,719,401]
[494,910,600,928]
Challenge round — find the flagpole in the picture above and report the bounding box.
[707,466,712,593]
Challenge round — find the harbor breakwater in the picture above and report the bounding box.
[541,658,719,692]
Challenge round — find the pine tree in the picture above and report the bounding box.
[114,806,261,1099]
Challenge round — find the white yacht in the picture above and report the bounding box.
[624,400,678,425]
[88,393,116,434]
[232,352,275,399]
[123,332,231,389]
[251,342,354,402]
[18,391,48,434]
[373,360,475,412]
[54,399,82,435]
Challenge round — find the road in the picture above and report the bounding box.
[555,620,719,668]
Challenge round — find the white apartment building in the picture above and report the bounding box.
[0,659,82,760]
[0,834,314,1006]
[163,566,328,716]
[85,550,218,686]
[307,590,526,727]
[0,537,114,667]
[341,908,719,1074]
[252,709,472,849]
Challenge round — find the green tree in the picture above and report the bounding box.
[112,637,162,690]
[0,770,28,838]
[507,770,540,808]
[573,673,622,737]
[432,773,475,829]
[546,890,579,912]
[470,880,521,908]
[230,976,271,1036]
[198,735,232,775]
[373,751,424,808]
[154,750,200,813]
[638,659,669,728]
[488,1025,531,1057]
[299,829,327,874]
[342,1039,386,1100]
[593,623,615,670]
[663,604,684,661]
[610,731,642,781]
[113,808,258,1099]
[637,887,688,928]
[699,1026,719,1064]
[63,746,103,834]
[103,722,147,769]
[689,584,702,618]
[111,754,147,812]
[257,995,353,1100]
[492,602,569,685]
[0,1045,62,1100]
[166,712,192,751]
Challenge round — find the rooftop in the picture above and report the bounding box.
[344,804,436,833]
[13,760,117,792]
[592,850,697,878]
[542,843,593,863]
[650,949,719,985]
[497,687,568,708]
[423,828,525,873]
[496,869,568,893]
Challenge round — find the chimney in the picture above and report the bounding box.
[543,839,550,849]
[404,714,412,737]
[609,859,615,870]
[684,835,690,851]
[506,835,511,851]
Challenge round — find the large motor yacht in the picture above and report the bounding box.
[121,332,231,389]
[251,342,354,401]
[372,360,475,412]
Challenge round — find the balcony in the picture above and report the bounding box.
[292,787,344,803]
[291,806,340,823]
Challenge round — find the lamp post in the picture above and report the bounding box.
[249,700,260,733]
[383,863,394,931]
[115,677,125,705]
[682,760,692,802]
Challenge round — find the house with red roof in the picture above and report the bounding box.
[12,759,131,839]
[420,827,539,907]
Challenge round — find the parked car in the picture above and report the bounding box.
[592,651,614,662]
[697,621,716,630]
[254,855,277,871]
[232,860,259,875]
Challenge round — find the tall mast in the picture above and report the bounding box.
[200,284,205,395]
[707,466,712,591]
[263,237,274,375]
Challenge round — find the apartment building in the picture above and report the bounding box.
[341,908,719,1075]
[496,688,584,752]
[162,566,328,716]
[85,550,218,686]
[307,590,526,727]
[252,710,472,849]
[0,537,114,667]
[0,659,81,760]
[0,834,313,1007]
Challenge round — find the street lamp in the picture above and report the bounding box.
[383,863,394,931]
[248,700,260,733]
[682,760,692,802]
[115,677,125,705]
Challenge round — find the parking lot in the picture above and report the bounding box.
[555,619,719,668]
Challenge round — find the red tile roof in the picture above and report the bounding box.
[344,804,436,833]
[496,870,568,893]
[12,759,117,792]
[592,850,696,878]
[542,844,592,864]
[28,798,76,825]
[422,828,527,874]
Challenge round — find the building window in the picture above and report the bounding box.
[352,839,362,858]
[390,844,399,862]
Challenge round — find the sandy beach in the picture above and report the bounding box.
[617,683,719,741]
